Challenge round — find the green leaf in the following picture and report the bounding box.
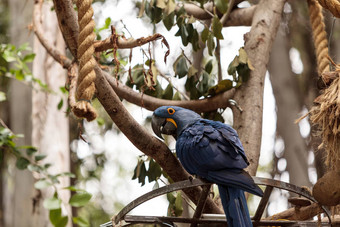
[238,47,248,64]
[180,25,189,46]
[96,117,105,126]
[57,99,63,110]
[34,179,52,189]
[163,12,175,31]
[0,91,6,102]
[44,197,62,210]
[198,71,210,94]
[174,191,183,216]
[138,162,147,186]
[69,192,92,207]
[212,15,223,39]
[28,164,44,172]
[26,146,38,156]
[216,0,229,14]
[56,172,76,178]
[167,192,183,217]
[207,34,215,56]
[162,83,173,100]
[237,64,251,83]
[73,216,90,227]
[63,186,86,192]
[172,91,181,100]
[188,65,198,78]
[16,157,30,170]
[205,60,213,74]
[208,79,233,96]
[147,159,162,182]
[174,56,188,78]
[22,53,36,63]
[35,154,47,161]
[49,208,61,225]
[104,17,111,28]
[188,26,200,51]
[56,216,68,227]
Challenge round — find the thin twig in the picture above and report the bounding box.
[0,118,11,132]
[158,72,190,100]
[33,0,72,68]
[215,39,222,82]
[220,0,235,25]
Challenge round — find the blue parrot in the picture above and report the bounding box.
[151,106,263,227]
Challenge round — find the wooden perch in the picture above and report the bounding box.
[265,203,322,221]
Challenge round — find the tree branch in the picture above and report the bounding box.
[52,0,79,58]
[232,0,286,176]
[94,66,222,214]
[33,0,72,68]
[104,71,235,112]
[94,32,169,55]
[178,3,256,27]
[265,203,322,221]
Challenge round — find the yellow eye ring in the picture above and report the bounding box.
[167,108,175,115]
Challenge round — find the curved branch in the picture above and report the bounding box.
[232,0,286,176]
[103,71,235,112]
[179,3,256,27]
[94,32,170,61]
[33,0,72,68]
[94,66,222,214]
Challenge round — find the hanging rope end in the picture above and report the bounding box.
[72,100,98,121]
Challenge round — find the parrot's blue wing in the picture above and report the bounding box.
[207,119,249,165]
[207,168,263,197]
[176,119,262,196]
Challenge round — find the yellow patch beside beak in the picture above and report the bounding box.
[166,118,177,128]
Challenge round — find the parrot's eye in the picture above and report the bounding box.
[167,108,175,115]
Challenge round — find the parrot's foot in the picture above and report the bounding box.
[188,175,194,182]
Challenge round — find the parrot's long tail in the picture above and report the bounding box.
[218,185,252,227]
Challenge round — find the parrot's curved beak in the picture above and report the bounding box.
[151,114,177,140]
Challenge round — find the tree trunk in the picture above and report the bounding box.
[4,0,37,226]
[4,0,70,226]
[269,25,311,187]
[233,0,286,176]
[32,1,70,226]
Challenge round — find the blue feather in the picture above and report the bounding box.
[153,106,264,226]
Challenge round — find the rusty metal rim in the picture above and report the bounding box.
[109,177,331,226]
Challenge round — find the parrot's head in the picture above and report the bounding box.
[151,106,201,139]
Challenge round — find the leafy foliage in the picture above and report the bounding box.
[0,127,91,227]
[0,43,48,91]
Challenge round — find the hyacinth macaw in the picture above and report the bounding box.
[151,106,263,227]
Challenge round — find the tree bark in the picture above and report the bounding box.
[4,0,37,226]
[32,1,71,226]
[233,0,286,176]
[269,25,311,187]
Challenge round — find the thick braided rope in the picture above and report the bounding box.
[73,0,97,121]
[308,0,330,75]
[308,0,340,171]
[318,0,340,18]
